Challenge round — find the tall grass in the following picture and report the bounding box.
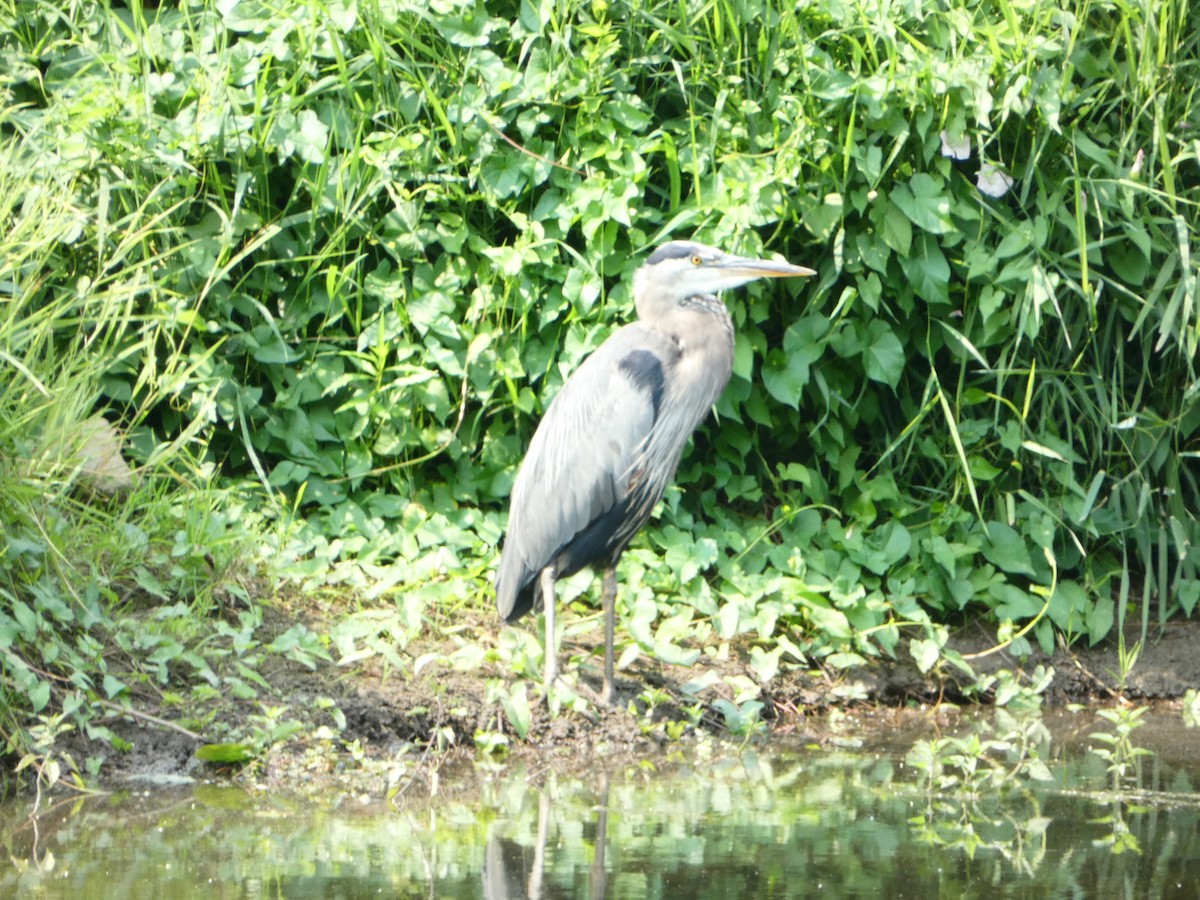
[0,98,258,776]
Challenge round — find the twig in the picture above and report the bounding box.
[96,699,204,741]
[483,114,586,176]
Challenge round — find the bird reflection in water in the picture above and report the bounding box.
[482,773,610,899]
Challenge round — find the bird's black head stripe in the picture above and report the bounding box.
[646,241,702,266]
[618,349,666,419]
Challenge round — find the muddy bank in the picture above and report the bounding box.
[850,619,1200,706]
[63,613,1200,793]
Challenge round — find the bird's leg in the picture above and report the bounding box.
[540,567,557,698]
[601,566,617,706]
[528,791,550,899]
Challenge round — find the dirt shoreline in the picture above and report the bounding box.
[60,615,1200,793]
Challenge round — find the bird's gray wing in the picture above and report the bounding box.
[496,325,674,621]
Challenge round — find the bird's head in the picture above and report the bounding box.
[633,241,815,319]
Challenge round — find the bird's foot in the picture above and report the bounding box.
[566,679,614,709]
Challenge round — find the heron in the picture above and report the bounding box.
[495,240,816,704]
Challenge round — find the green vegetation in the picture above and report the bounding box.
[906,707,1055,858]
[1,0,1198,780]
[1087,704,1155,855]
[1185,688,1200,727]
[6,720,1200,894]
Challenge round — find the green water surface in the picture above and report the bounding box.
[3,710,1199,898]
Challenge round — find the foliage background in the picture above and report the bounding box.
[1,0,1198,765]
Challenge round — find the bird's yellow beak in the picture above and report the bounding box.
[715,256,817,279]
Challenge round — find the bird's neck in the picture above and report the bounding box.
[659,294,734,358]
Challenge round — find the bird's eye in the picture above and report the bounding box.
[690,254,703,266]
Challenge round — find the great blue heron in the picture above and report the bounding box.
[496,240,815,704]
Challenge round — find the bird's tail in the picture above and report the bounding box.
[495,544,538,624]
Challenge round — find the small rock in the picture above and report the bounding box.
[76,415,135,496]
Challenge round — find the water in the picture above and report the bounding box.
[3,709,1200,898]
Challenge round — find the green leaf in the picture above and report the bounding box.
[480,152,529,199]
[1086,595,1115,644]
[628,597,658,647]
[279,109,329,165]
[899,235,951,305]
[995,224,1032,260]
[803,193,843,242]
[863,320,905,388]
[102,674,127,699]
[195,743,257,764]
[12,601,39,637]
[1047,580,1089,631]
[910,638,941,674]
[653,636,700,667]
[879,201,913,255]
[854,521,913,574]
[982,521,1036,576]
[1179,580,1200,617]
[762,316,826,408]
[28,679,50,713]
[762,350,809,408]
[750,646,781,683]
[927,536,958,576]
[716,602,740,640]
[501,682,531,739]
[799,601,852,641]
[990,583,1041,620]
[877,521,913,568]
[407,288,456,337]
[825,651,868,669]
[732,332,755,381]
[891,174,954,234]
